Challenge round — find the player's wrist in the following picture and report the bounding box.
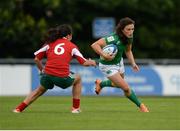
[39,69,44,75]
[132,63,136,67]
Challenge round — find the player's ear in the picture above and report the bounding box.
[66,34,72,41]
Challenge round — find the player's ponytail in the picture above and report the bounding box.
[43,27,59,44]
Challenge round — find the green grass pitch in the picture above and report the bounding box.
[0,96,180,130]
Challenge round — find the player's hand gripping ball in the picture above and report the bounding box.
[102,44,118,59]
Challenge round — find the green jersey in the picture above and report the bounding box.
[99,33,133,65]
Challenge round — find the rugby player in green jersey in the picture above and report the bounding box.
[91,17,149,112]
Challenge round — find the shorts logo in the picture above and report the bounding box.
[106,70,112,74]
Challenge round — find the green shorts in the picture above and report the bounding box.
[40,72,75,89]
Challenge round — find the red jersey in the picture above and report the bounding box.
[34,38,86,77]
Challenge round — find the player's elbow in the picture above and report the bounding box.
[91,43,96,49]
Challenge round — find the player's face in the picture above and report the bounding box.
[122,24,134,38]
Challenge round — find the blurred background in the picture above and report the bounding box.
[0,0,180,96]
[0,0,180,59]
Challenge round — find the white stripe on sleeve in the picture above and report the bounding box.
[72,48,86,61]
[34,45,49,55]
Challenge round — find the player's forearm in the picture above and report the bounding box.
[83,59,96,66]
[125,51,136,66]
[91,43,104,57]
[91,38,107,57]
[34,57,43,71]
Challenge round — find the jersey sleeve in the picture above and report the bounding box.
[104,34,116,44]
[34,44,49,60]
[72,48,87,64]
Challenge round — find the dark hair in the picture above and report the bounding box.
[57,24,72,38]
[115,17,135,44]
[43,24,72,44]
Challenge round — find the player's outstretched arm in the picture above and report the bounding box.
[83,58,96,67]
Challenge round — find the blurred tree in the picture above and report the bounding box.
[0,0,47,58]
[0,0,180,59]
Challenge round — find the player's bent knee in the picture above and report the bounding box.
[73,74,82,85]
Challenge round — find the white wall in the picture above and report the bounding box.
[0,64,180,96]
[0,65,31,96]
[155,65,180,96]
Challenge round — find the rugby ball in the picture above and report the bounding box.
[102,44,118,57]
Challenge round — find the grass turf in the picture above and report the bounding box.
[0,96,180,130]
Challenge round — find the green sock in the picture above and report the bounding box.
[100,80,112,88]
[127,89,141,107]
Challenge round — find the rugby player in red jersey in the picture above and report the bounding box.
[13,24,96,113]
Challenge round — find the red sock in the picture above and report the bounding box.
[73,98,80,109]
[16,102,28,112]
